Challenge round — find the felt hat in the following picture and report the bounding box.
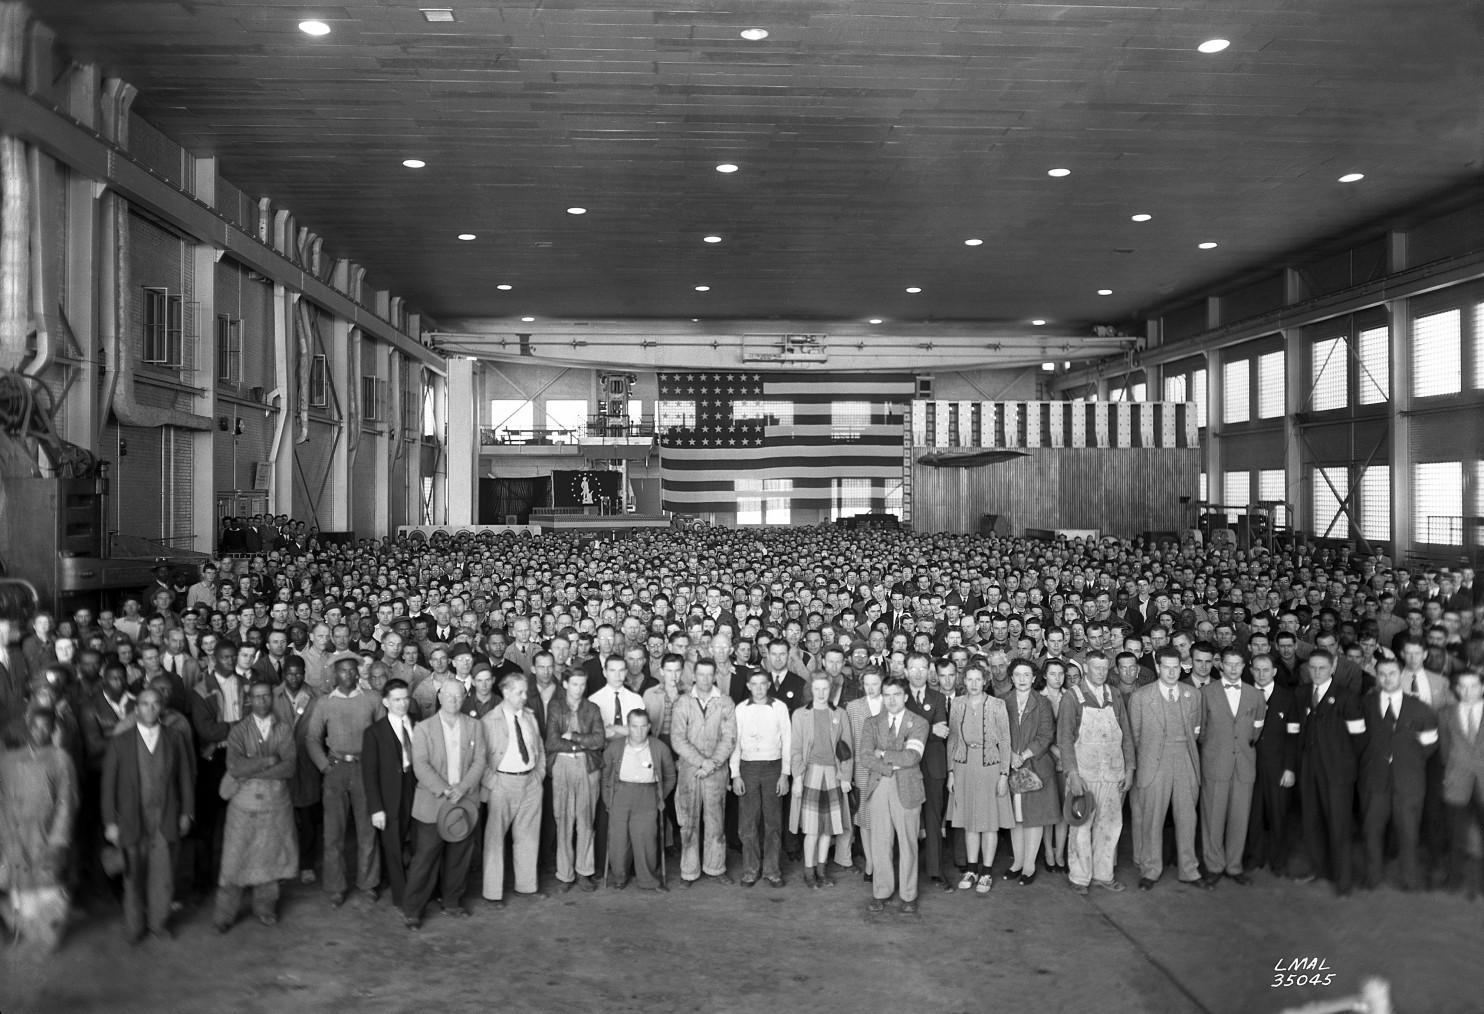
[1063,787,1096,827]
[437,801,476,843]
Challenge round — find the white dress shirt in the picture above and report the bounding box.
[619,741,657,783]
[730,698,791,778]
[440,715,462,785]
[497,707,535,773]
[138,723,161,753]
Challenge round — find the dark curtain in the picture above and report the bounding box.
[478,477,549,524]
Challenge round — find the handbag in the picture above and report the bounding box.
[834,737,852,762]
[218,771,240,801]
[1008,766,1042,794]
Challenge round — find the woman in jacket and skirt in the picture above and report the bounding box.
[789,674,854,889]
[946,664,1013,894]
[1004,659,1061,885]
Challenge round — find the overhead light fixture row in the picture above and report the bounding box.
[299,19,331,35]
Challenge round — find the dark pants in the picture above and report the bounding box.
[1362,785,1423,889]
[1300,765,1355,893]
[191,750,227,893]
[1246,772,1291,873]
[376,771,415,906]
[403,819,477,918]
[738,759,782,879]
[921,773,948,878]
[608,781,663,888]
[122,829,177,939]
[1448,794,1484,893]
[295,802,322,875]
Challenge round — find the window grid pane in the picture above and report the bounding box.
[1359,465,1390,542]
[1358,325,1389,404]
[1310,337,1348,411]
[831,478,873,520]
[831,401,872,440]
[763,478,792,525]
[1312,467,1345,538]
[545,399,588,443]
[1411,309,1461,398]
[1477,303,1484,389]
[1224,470,1251,523]
[1164,375,1186,403]
[1192,369,1208,428]
[1413,460,1463,545]
[735,478,763,525]
[1199,472,1208,502]
[1130,382,1147,403]
[883,481,904,518]
[1257,469,1287,527]
[489,398,534,438]
[1257,350,1285,418]
[1222,359,1250,424]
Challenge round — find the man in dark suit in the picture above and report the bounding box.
[101,687,195,943]
[759,640,808,860]
[1297,649,1367,896]
[363,678,418,909]
[903,651,951,888]
[1246,652,1300,876]
[251,630,299,687]
[1359,656,1439,890]
[1438,670,1484,896]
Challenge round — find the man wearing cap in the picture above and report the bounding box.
[479,672,547,906]
[402,680,486,928]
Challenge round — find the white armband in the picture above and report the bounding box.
[1418,728,1439,746]
[904,738,925,756]
[1252,719,1265,729]
[1345,718,1366,735]
[1285,722,1301,734]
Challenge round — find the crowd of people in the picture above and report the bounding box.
[0,521,1481,949]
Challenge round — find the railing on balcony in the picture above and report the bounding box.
[480,415,657,447]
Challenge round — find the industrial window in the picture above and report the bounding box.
[736,478,792,525]
[1256,350,1285,419]
[627,399,643,427]
[545,399,589,444]
[1191,369,1208,427]
[883,480,904,519]
[1475,302,1484,389]
[657,400,696,430]
[422,384,438,437]
[1222,359,1250,424]
[1411,308,1461,398]
[1163,375,1186,403]
[1476,461,1484,548]
[1257,469,1287,527]
[1312,467,1346,538]
[763,479,792,525]
[830,478,873,520]
[361,375,386,422]
[734,399,793,427]
[215,315,241,385]
[1224,470,1251,508]
[1357,325,1389,404]
[1413,460,1463,545]
[1310,337,1348,411]
[309,354,328,408]
[1359,465,1390,543]
[831,401,872,440]
[142,287,183,366]
[489,398,534,439]
[1199,472,1208,502]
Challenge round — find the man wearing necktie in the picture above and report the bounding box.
[859,676,928,914]
[1197,649,1266,886]
[478,672,546,907]
[1359,657,1438,890]
[1128,647,1204,890]
[1296,650,1367,896]
[903,653,952,889]
[362,679,418,909]
[1438,671,1484,897]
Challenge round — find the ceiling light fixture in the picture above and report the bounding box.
[694,285,711,292]
[1198,241,1218,249]
[566,207,587,215]
[298,20,331,35]
[1097,288,1113,296]
[457,233,476,241]
[1041,362,1056,372]
[1197,38,1230,53]
[905,286,922,294]
[740,28,769,41]
[520,316,535,322]
[1130,213,1152,222]
[1031,319,1047,326]
[496,284,512,291]
[703,235,722,244]
[402,158,426,169]
[1047,168,1071,178]
[1338,172,1365,183]
[868,318,883,325]
[715,163,739,174]
[964,238,983,246]
[419,8,456,22]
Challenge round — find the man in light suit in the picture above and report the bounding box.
[1129,647,1205,890]
[858,675,928,914]
[479,671,547,905]
[402,679,486,929]
[1438,670,1484,897]
[1198,652,1266,886]
[1359,656,1439,890]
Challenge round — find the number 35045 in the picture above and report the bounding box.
[1271,973,1335,988]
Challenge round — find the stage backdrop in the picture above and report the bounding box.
[553,469,622,508]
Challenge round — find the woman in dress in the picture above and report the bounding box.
[843,668,885,877]
[789,673,854,889]
[1004,659,1061,885]
[946,664,1012,894]
[1040,659,1069,873]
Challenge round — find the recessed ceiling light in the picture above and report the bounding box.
[1031,319,1047,326]
[1198,241,1218,249]
[703,235,722,244]
[740,28,769,41]
[868,318,883,325]
[1041,362,1056,372]
[566,207,587,215]
[905,286,922,294]
[715,163,739,174]
[496,284,512,291]
[1197,38,1230,53]
[419,8,456,22]
[520,316,535,322]
[1047,168,1071,178]
[1338,172,1365,183]
[694,285,711,292]
[1130,213,1152,222]
[402,158,426,169]
[457,233,476,241]
[298,20,331,36]
[964,238,984,247]
[1097,289,1113,296]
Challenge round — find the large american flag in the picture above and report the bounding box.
[658,371,916,516]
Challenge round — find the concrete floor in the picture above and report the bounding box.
[3,856,1481,1014]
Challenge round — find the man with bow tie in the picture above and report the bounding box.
[1197,649,1266,887]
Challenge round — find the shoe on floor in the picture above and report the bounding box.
[975,874,994,895]
[957,871,977,890]
[1094,878,1127,893]
[578,875,596,892]
[1071,883,1089,896]
[764,875,784,888]
[867,898,886,913]
[299,870,317,885]
[710,873,735,886]
[1229,873,1252,886]
[900,900,919,914]
[1138,877,1156,891]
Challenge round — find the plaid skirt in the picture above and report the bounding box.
[797,764,849,837]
